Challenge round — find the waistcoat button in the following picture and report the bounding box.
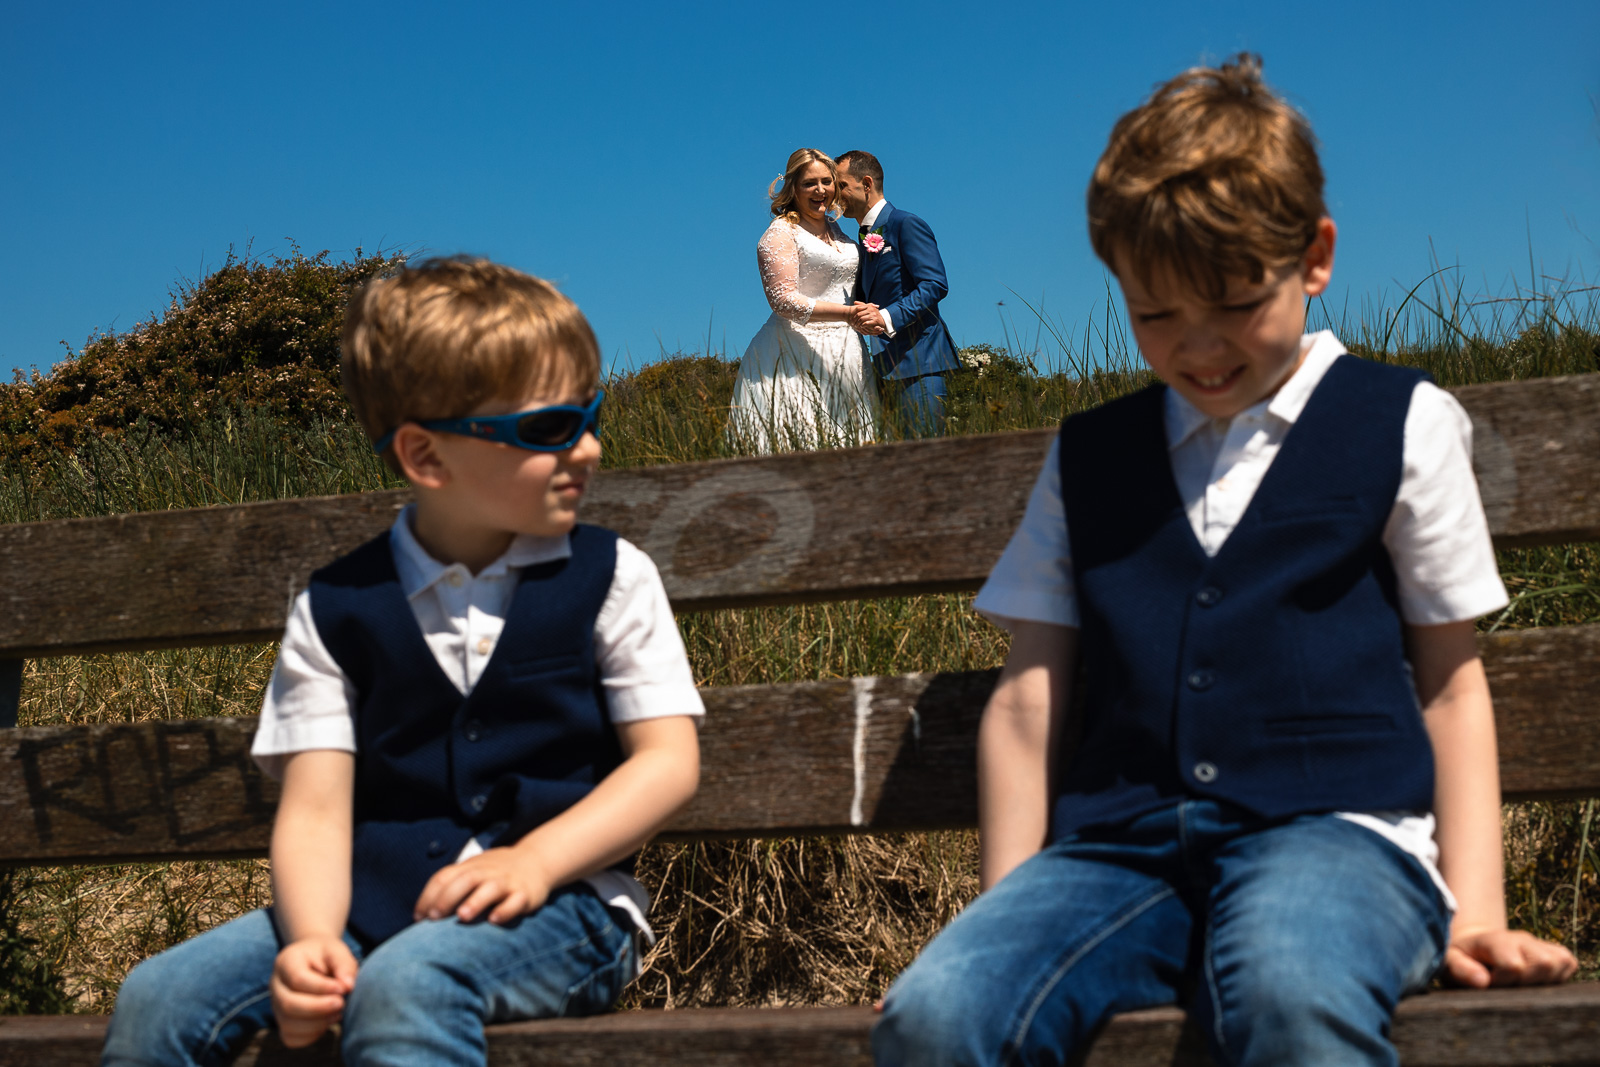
[1187,670,1215,691]
[1195,586,1222,606]
[1193,762,1218,783]
[464,719,483,742]
[426,839,445,857]
[470,794,487,812]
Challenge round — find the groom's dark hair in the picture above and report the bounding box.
[837,150,884,190]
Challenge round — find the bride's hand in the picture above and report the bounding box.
[850,304,885,335]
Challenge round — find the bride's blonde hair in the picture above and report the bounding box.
[768,148,839,220]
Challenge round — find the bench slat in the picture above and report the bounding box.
[4,984,1599,1066]
[1,373,1596,660]
[2,625,1593,866]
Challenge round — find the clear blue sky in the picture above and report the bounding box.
[4,1,1597,379]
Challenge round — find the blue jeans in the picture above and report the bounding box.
[101,885,635,1067]
[874,801,1450,1067]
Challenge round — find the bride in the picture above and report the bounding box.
[728,148,880,453]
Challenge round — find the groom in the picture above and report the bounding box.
[836,150,961,436]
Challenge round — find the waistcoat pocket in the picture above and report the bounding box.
[1259,496,1366,523]
[505,652,583,678]
[1264,712,1397,737]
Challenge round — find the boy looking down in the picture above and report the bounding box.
[873,56,1574,1067]
[103,258,703,1067]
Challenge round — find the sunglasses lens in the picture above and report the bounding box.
[516,409,584,447]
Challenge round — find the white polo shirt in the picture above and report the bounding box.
[974,331,1510,908]
[252,506,705,943]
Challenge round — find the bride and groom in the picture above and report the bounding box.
[728,149,961,453]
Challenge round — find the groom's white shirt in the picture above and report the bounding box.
[859,198,896,338]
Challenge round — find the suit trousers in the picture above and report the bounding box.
[887,372,948,437]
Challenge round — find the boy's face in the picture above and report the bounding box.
[405,378,602,545]
[1116,218,1337,420]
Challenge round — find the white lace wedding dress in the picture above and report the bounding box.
[728,217,880,453]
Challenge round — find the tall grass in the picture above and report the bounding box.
[1,277,1597,1013]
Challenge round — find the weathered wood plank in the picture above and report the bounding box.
[0,430,1047,660]
[1,372,1596,660]
[4,984,1599,1066]
[1480,623,1600,798]
[1458,373,1600,548]
[1,625,1594,865]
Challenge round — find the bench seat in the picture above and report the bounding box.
[4,985,1599,1066]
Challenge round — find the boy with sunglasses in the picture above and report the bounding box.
[102,258,704,1067]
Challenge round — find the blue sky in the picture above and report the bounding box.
[4,1,1597,379]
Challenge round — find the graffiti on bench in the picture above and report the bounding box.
[6,718,275,857]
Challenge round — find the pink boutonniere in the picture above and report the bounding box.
[861,230,891,254]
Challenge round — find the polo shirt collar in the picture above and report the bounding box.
[1164,331,1346,451]
[388,504,571,599]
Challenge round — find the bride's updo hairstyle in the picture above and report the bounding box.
[768,148,839,220]
[1087,53,1326,302]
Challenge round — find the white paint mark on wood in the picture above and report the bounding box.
[850,676,877,827]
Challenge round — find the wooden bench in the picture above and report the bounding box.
[2,372,1598,1066]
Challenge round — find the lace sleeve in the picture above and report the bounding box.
[757,222,815,324]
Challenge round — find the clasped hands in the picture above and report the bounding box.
[269,846,554,1047]
[848,302,887,336]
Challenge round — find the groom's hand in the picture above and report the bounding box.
[850,304,886,335]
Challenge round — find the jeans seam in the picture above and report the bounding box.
[557,929,634,1016]
[482,921,610,986]
[201,988,273,1055]
[474,899,625,1013]
[1002,884,1178,1065]
[1203,923,1228,1058]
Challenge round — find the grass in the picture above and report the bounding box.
[0,269,1597,1012]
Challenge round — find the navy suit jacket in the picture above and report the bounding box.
[853,203,961,381]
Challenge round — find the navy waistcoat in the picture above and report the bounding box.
[1053,355,1435,840]
[309,524,622,946]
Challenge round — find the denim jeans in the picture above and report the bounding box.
[873,801,1450,1067]
[101,885,635,1067]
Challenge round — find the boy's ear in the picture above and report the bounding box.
[1301,217,1338,297]
[390,424,450,490]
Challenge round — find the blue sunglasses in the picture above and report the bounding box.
[374,391,603,454]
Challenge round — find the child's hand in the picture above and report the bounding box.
[414,846,553,925]
[1443,928,1578,988]
[270,935,358,1048]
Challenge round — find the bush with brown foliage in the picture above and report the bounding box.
[0,247,402,469]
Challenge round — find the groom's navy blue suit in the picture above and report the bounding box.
[853,202,961,434]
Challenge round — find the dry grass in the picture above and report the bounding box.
[627,833,979,1009]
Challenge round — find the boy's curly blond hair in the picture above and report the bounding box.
[340,257,600,458]
[1088,54,1326,301]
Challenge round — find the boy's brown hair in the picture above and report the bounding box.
[1087,53,1326,301]
[340,257,601,455]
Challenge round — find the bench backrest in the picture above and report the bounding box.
[0,373,1597,867]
